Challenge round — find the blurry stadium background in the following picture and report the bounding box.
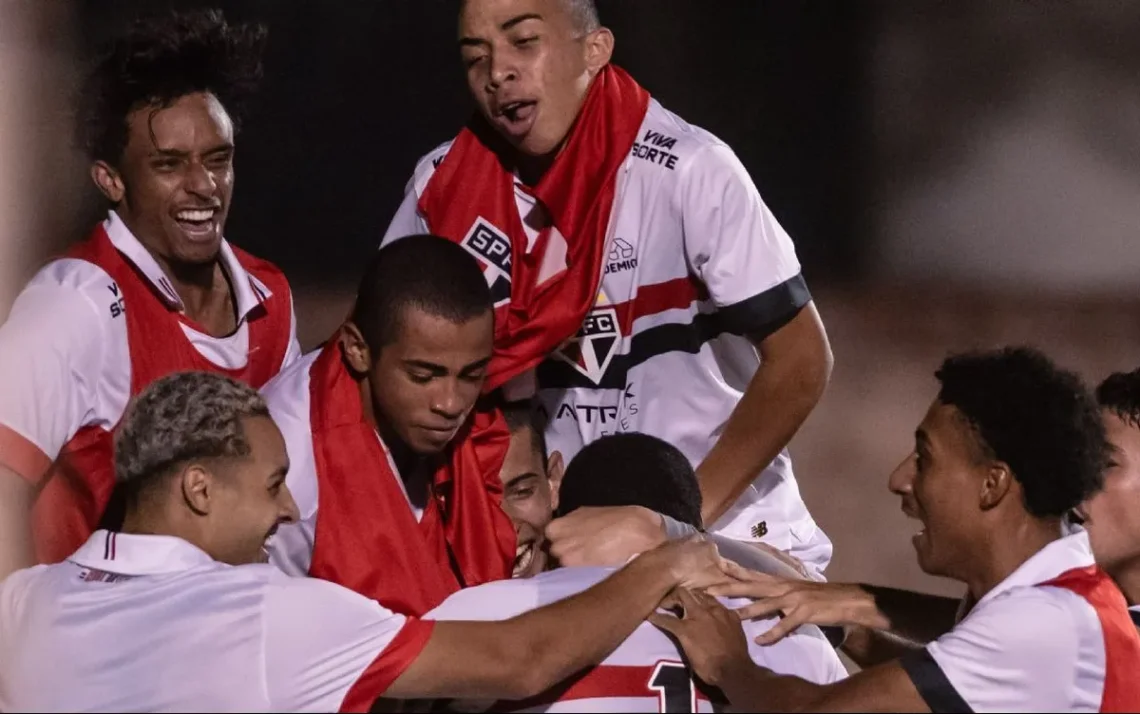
[3,0,1139,600]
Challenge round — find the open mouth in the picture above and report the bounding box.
[513,541,536,577]
[495,100,537,138]
[173,207,220,239]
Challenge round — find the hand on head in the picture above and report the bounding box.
[545,505,667,567]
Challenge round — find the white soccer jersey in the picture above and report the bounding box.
[426,566,847,712]
[383,99,831,575]
[0,211,301,485]
[0,530,433,712]
[899,530,1120,712]
[261,350,427,577]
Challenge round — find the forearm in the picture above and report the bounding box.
[391,551,682,700]
[861,584,960,644]
[719,661,827,713]
[0,465,35,580]
[698,359,825,524]
[840,625,923,669]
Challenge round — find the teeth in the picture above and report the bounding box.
[176,209,214,222]
[512,544,533,576]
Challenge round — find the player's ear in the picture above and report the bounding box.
[180,463,214,516]
[547,450,565,512]
[339,322,373,375]
[584,27,614,76]
[979,460,1013,511]
[91,161,125,204]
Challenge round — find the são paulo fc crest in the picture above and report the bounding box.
[554,306,621,384]
[460,218,512,307]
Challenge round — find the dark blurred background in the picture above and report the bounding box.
[4,0,1140,598]
[74,0,869,286]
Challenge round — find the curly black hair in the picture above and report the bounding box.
[1097,368,1140,428]
[935,346,1108,519]
[76,8,267,164]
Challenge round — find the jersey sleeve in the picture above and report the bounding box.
[899,588,1087,712]
[380,142,453,248]
[679,142,810,340]
[0,266,116,484]
[263,571,435,712]
[739,609,846,685]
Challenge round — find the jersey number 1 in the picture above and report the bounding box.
[648,661,698,713]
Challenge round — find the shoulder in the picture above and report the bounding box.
[4,258,125,343]
[261,349,320,416]
[228,245,292,297]
[630,100,738,179]
[406,140,455,198]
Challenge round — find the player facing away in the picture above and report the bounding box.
[424,431,847,713]
[654,348,1140,712]
[382,0,835,576]
[263,237,517,613]
[0,372,733,713]
[0,9,301,577]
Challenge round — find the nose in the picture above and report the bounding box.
[486,51,518,92]
[184,160,217,198]
[430,378,466,421]
[278,485,301,525]
[888,453,917,496]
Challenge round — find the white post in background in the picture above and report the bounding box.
[0,0,84,321]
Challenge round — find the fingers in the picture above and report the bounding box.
[754,608,807,646]
[648,611,684,637]
[706,575,787,600]
[733,596,791,621]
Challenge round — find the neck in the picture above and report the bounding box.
[1111,561,1140,607]
[115,209,234,324]
[515,150,559,187]
[120,507,202,551]
[357,376,424,481]
[962,516,1062,601]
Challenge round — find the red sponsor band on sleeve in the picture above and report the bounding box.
[338,618,437,713]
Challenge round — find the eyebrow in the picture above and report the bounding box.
[268,465,289,484]
[149,142,234,159]
[459,13,543,47]
[505,472,542,490]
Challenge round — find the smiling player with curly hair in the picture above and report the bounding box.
[0,8,302,576]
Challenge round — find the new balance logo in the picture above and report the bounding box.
[461,218,512,307]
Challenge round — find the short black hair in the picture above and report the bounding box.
[352,236,493,352]
[458,0,599,33]
[502,400,547,466]
[76,8,267,164]
[1097,368,1140,429]
[935,346,1108,518]
[558,433,702,529]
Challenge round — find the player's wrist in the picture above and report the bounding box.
[851,584,892,630]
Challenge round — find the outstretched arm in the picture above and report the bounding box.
[386,537,730,701]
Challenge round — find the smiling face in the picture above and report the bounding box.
[498,421,564,577]
[1082,410,1140,580]
[92,91,235,267]
[457,0,612,158]
[890,400,994,580]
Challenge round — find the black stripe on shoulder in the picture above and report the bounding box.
[899,649,973,714]
[717,273,811,339]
